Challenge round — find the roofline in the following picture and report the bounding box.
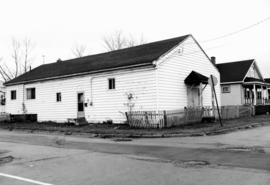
[4,63,154,86]
[221,81,270,86]
[190,35,219,72]
[154,34,191,65]
[216,59,255,66]
[220,81,243,85]
[242,59,264,82]
[244,81,267,85]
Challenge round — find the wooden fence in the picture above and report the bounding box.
[126,105,254,128]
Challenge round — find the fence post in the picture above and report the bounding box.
[184,107,188,124]
[163,110,167,128]
[145,112,149,125]
[237,106,240,118]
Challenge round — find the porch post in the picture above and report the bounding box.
[261,85,264,105]
[265,86,269,104]
[253,84,257,105]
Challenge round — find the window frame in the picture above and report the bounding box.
[26,88,36,100]
[56,92,62,102]
[11,90,17,100]
[222,86,231,93]
[108,78,116,90]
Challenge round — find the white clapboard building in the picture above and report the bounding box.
[4,34,220,123]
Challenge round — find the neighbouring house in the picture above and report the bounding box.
[4,34,220,123]
[217,59,270,106]
[265,78,270,100]
[0,82,5,113]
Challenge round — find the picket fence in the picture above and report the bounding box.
[126,105,253,128]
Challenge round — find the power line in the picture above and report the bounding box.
[202,16,270,43]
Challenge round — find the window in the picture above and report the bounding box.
[222,86,230,93]
[1,95,5,105]
[108,78,115,90]
[56,92,62,102]
[26,88,36,99]
[11,90,16,100]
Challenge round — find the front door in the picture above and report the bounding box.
[77,92,85,118]
[187,87,200,107]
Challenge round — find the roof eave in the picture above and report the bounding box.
[4,63,155,86]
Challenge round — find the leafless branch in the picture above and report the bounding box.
[72,44,87,58]
[103,31,146,51]
[0,37,35,82]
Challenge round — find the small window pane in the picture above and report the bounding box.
[108,78,115,90]
[222,86,230,93]
[56,93,61,102]
[26,88,36,99]
[11,90,16,100]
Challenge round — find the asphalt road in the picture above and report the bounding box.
[0,127,270,185]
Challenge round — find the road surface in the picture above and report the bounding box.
[0,126,270,185]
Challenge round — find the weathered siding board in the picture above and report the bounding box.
[88,69,156,123]
[5,68,157,123]
[156,36,221,110]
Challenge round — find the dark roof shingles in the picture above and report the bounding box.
[264,78,270,83]
[5,35,190,85]
[216,60,254,83]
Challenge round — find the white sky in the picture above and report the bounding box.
[0,0,270,77]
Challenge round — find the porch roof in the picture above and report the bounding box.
[184,71,208,85]
[244,77,270,86]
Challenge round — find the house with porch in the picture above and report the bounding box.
[0,82,5,113]
[3,34,220,124]
[217,59,270,106]
[265,78,270,100]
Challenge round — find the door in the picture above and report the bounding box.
[77,92,85,118]
[187,87,200,107]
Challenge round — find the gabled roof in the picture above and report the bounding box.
[216,59,254,83]
[4,34,190,86]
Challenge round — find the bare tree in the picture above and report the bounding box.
[103,31,146,51]
[0,37,35,81]
[72,44,87,58]
[22,38,34,73]
[11,38,21,77]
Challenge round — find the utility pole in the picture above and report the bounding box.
[211,75,223,127]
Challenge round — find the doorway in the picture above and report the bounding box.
[187,86,200,107]
[77,92,85,118]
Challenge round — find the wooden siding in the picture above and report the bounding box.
[156,36,221,110]
[5,68,156,123]
[220,84,243,106]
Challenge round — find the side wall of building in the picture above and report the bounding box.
[220,84,243,106]
[5,67,157,123]
[156,36,221,110]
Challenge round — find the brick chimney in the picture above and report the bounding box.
[211,56,216,65]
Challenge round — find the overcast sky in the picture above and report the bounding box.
[0,0,270,77]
